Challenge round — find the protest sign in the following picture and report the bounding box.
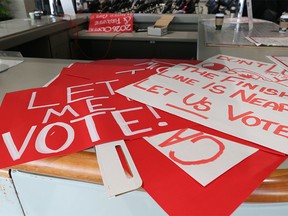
[126,137,286,215]
[117,63,288,154]
[197,55,288,86]
[88,13,133,33]
[1,57,287,216]
[0,59,200,168]
[144,128,258,186]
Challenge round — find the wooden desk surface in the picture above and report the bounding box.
[1,150,287,203]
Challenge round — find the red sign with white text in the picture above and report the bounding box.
[0,59,198,168]
[88,13,133,33]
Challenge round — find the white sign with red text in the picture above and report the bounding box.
[267,55,288,72]
[197,55,288,87]
[144,128,258,186]
[117,63,288,154]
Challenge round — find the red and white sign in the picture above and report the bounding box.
[126,137,286,215]
[0,59,199,168]
[117,63,288,154]
[268,55,288,72]
[0,58,287,216]
[144,128,257,186]
[197,55,288,86]
[88,13,133,33]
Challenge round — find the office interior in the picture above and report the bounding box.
[1,0,288,215]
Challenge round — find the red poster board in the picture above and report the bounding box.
[89,13,133,33]
[0,59,200,169]
[126,137,286,215]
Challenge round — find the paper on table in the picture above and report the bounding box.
[144,128,258,186]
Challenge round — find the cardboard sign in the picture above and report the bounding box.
[88,13,133,33]
[117,63,288,154]
[0,59,201,168]
[144,128,257,186]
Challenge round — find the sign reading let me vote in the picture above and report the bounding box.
[88,13,133,33]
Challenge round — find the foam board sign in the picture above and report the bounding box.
[117,63,288,154]
[197,55,288,87]
[0,59,201,169]
[144,128,258,186]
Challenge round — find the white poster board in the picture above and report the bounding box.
[60,0,76,20]
[197,55,288,87]
[268,55,288,71]
[117,63,288,154]
[144,128,257,186]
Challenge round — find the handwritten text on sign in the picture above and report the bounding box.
[198,55,288,87]
[117,63,288,154]
[0,60,198,168]
[88,13,133,33]
[144,128,257,186]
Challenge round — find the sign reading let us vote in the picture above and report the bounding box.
[117,63,288,154]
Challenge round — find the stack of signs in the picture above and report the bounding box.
[0,57,287,215]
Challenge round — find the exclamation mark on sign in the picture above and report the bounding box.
[147,105,168,127]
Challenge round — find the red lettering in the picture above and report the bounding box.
[169,135,225,165]
[147,85,162,94]
[279,91,288,99]
[228,105,253,121]
[266,64,287,75]
[261,119,280,131]
[133,78,149,90]
[158,129,203,147]
[274,125,288,138]
[242,116,261,126]
[202,82,226,94]
[183,94,211,111]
